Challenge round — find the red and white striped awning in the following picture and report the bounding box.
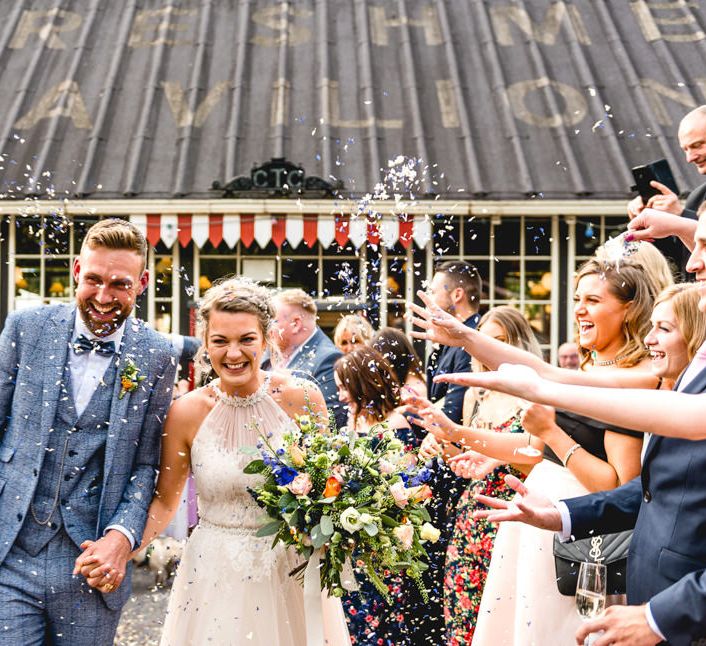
[129,214,431,250]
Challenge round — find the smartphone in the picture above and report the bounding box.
[631,159,679,202]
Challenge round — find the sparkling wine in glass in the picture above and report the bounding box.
[576,561,607,645]
[515,433,542,458]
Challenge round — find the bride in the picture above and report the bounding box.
[136,278,349,645]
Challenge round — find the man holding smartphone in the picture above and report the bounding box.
[628,105,706,221]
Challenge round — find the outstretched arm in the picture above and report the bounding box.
[410,292,659,389]
[436,364,706,440]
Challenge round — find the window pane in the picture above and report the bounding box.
[154,256,173,298]
[155,301,172,334]
[323,258,360,298]
[15,260,41,305]
[524,303,551,345]
[72,217,101,250]
[386,301,406,329]
[494,259,521,299]
[43,219,70,255]
[494,218,521,256]
[524,219,552,256]
[464,217,490,256]
[432,215,460,256]
[386,256,407,299]
[282,258,319,294]
[199,257,237,292]
[45,259,71,299]
[200,240,232,255]
[525,262,552,300]
[15,217,42,254]
[576,217,600,257]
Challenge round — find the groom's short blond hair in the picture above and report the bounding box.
[81,219,148,271]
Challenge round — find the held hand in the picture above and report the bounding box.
[408,291,472,348]
[521,404,557,442]
[472,473,562,531]
[448,450,502,480]
[419,433,443,462]
[73,530,132,594]
[644,181,682,215]
[575,605,661,646]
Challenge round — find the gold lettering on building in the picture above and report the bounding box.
[640,78,696,125]
[128,7,197,48]
[436,80,460,129]
[631,0,704,42]
[369,5,442,46]
[270,78,291,127]
[250,4,312,47]
[10,9,82,50]
[491,2,591,46]
[322,79,402,129]
[14,80,92,130]
[507,77,586,128]
[162,81,230,127]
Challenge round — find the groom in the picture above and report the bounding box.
[0,219,177,645]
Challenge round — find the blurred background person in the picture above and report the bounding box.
[557,341,580,369]
[333,313,374,355]
[371,326,426,399]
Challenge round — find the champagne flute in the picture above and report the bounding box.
[515,433,542,457]
[576,561,607,645]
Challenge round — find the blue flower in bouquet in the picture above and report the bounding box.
[272,464,298,486]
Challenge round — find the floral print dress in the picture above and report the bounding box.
[443,415,526,646]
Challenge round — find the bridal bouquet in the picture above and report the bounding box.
[244,416,438,601]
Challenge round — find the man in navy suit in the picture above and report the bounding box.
[269,289,346,428]
[426,260,481,423]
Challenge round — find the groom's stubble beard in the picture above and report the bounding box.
[76,294,133,337]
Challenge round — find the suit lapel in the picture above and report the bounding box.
[40,306,74,445]
[102,317,143,481]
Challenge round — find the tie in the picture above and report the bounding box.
[72,334,116,356]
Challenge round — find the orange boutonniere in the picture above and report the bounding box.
[119,358,145,399]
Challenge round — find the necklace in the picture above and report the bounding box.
[591,350,627,366]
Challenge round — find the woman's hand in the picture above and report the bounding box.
[434,363,545,402]
[408,291,474,348]
[448,450,503,480]
[521,404,558,442]
[404,394,458,443]
[419,433,443,461]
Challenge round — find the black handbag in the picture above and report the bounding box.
[552,530,632,596]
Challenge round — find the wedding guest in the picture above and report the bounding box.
[334,346,419,645]
[421,306,541,645]
[269,288,346,428]
[334,313,374,354]
[411,254,664,645]
[459,282,706,646]
[129,278,349,645]
[0,219,177,646]
[371,326,427,399]
[557,342,580,369]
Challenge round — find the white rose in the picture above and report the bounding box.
[340,507,364,533]
[389,481,410,508]
[359,513,374,525]
[419,522,441,543]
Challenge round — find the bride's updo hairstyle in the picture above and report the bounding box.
[194,277,274,371]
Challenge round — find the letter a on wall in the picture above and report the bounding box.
[14,80,92,130]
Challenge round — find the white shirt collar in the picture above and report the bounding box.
[73,310,126,350]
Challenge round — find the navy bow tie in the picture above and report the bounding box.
[72,334,116,356]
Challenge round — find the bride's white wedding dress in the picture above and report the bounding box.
[160,378,350,646]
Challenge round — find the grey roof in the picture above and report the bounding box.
[1,0,705,201]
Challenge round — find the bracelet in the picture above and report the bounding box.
[561,443,581,467]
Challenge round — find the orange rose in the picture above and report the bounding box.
[411,484,433,502]
[323,476,342,498]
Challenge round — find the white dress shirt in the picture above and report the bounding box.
[69,313,134,547]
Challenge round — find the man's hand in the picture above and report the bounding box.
[473,473,562,531]
[576,605,661,646]
[644,181,682,215]
[409,291,472,348]
[73,530,132,594]
[627,194,645,220]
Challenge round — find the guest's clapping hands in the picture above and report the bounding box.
[73,530,132,593]
[472,473,562,531]
[409,290,473,348]
[575,605,661,646]
[448,450,503,480]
